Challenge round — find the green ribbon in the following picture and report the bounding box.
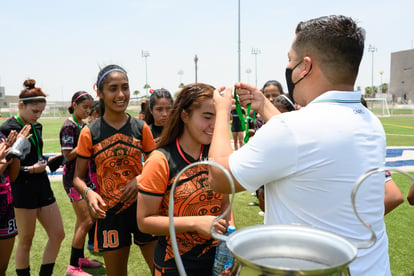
[233,87,246,131]
[72,114,82,130]
[233,88,255,144]
[15,115,42,158]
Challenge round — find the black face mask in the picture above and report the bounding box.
[285,61,312,103]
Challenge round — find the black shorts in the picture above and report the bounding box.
[95,202,156,251]
[153,241,215,276]
[231,121,242,133]
[11,174,56,209]
[0,190,17,239]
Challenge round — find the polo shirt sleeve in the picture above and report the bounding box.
[141,123,156,154]
[138,150,169,196]
[229,116,298,192]
[76,126,93,159]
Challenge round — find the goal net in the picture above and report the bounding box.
[364,97,391,117]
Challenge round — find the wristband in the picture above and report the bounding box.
[83,187,92,201]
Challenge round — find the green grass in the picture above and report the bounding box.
[380,117,414,146]
[2,116,414,275]
[384,173,414,276]
[38,119,63,153]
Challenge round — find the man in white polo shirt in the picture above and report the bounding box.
[209,15,390,275]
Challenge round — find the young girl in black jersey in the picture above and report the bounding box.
[73,65,156,276]
[60,91,102,276]
[144,89,173,142]
[137,83,234,276]
[0,79,65,276]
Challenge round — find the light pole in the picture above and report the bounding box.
[178,70,184,88]
[379,70,384,94]
[141,50,150,97]
[245,68,252,84]
[251,48,261,87]
[194,55,198,83]
[379,70,384,85]
[368,45,377,91]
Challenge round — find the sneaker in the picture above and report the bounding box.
[248,201,259,206]
[78,257,102,268]
[66,265,92,276]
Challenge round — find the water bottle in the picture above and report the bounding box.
[212,225,236,276]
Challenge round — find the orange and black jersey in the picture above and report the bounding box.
[77,115,155,215]
[139,142,223,264]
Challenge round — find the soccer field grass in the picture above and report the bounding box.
[381,117,414,146]
[2,116,414,275]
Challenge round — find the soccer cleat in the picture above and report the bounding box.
[66,265,92,276]
[78,257,102,268]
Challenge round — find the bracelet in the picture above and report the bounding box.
[83,187,92,201]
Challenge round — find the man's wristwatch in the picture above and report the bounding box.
[23,166,30,173]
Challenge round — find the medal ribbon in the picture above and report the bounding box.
[72,114,83,130]
[176,138,204,165]
[233,87,255,144]
[15,115,42,158]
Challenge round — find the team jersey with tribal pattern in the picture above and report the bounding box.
[77,115,155,215]
[138,142,223,264]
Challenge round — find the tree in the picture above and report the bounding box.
[132,90,140,105]
[365,86,378,98]
[365,86,372,97]
[381,83,388,94]
[372,86,378,96]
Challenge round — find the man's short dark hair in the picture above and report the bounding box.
[293,15,365,85]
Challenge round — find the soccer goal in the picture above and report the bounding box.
[8,102,65,118]
[8,103,18,118]
[364,97,391,117]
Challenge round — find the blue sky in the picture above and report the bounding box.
[0,0,412,102]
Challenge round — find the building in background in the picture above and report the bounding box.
[390,49,414,104]
[0,86,19,108]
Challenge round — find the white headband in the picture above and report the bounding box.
[19,96,47,101]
